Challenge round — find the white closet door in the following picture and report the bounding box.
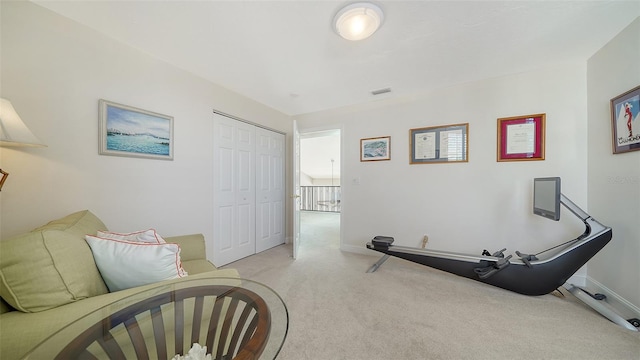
[213,115,256,266]
[255,127,285,252]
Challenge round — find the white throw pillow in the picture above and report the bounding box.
[85,235,187,292]
[97,229,166,244]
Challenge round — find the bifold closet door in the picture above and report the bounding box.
[213,115,256,266]
[255,127,285,253]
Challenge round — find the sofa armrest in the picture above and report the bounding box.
[164,234,206,262]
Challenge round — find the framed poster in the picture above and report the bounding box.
[610,85,640,154]
[410,123,468,164]
[99,99,174,160]
[360,136,390,161]
[497,114,545,162]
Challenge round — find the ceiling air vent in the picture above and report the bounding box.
[371,87,391,95]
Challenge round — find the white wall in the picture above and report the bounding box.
[309,178,341,186]
[297,63,590,270]
[299,173,341,186]
[587,18,640,313]
[300,172,314,186]
[0,1,291,262]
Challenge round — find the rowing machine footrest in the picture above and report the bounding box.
[515,251,538,268]
[372,236,394,248]
[474,255,512,279]
[494,248,507,258]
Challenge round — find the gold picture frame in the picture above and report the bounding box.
[360,136,390,161]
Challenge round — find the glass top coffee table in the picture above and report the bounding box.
[23,277,288,360]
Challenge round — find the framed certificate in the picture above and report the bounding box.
[497,114,545,162]
[410,123,468,164]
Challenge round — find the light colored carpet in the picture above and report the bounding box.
[223,212,640,360]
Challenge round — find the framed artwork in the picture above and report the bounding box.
[410,123,468,164]
[99,99,174,160]
[360,136,391,161]
[610,85,640,154]
[497,114,545,162]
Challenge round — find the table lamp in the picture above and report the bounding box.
[0,98,46,191]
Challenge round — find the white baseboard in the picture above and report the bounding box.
[583,277,640,321]
[566,274,586,287]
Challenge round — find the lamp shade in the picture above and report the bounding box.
[334,2,384,41]
[0,98,46,147]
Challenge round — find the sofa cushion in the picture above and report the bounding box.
[85,235,188,292]
[0,210,109,312]
[97,229,167,244]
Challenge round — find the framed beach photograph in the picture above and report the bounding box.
[99,100,174,160]
[610,85,640,154]
[497,114,545,162]
[360,136,391,161]
[410,123,468,164]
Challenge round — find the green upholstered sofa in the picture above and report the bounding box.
[0,210,238,359]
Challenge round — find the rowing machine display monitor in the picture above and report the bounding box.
[533,177,561,221]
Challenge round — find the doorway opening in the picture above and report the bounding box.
[299,129,341,251]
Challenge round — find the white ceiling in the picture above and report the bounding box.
[32,1,640,117]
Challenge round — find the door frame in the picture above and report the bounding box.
[293,124,344,256]
[292,120,300,259]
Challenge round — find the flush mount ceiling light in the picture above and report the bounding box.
[333,2,384,41]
